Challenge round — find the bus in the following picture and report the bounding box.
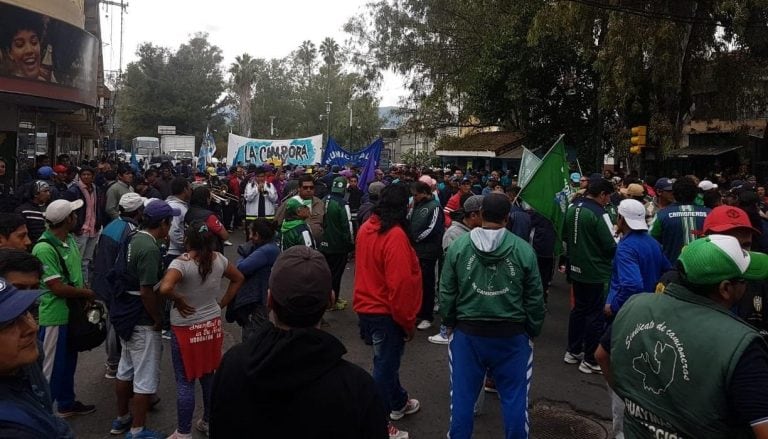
[131,136,160,162]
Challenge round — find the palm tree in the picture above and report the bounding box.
[319,37,340,67]
[229,53,258,137]
[319,38,341,121]
[296,40,316,86]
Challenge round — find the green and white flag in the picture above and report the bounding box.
[519,135,572,255]
[518,147,542,189]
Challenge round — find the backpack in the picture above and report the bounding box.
[104,229,140,303]
[37,238,107,352]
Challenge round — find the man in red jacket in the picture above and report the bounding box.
[353,183,422,439]
[226,166,244,231]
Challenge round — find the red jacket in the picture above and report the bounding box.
[443,192,462,228]
[353,214,422,332]
[228,174,242,198]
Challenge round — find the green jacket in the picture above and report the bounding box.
[612,283,764,439]
[281,222,316,250]
[318,194,354,254]
[563,197,616,284]
[439,228,545,337]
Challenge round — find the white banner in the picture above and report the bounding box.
[227,133,323,166]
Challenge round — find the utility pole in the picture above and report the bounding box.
[325,100,332,142]
[269,116,276,137]
[101,1,128,140]
[347,102,353,149]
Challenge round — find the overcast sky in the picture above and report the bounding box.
[99,0,406,107]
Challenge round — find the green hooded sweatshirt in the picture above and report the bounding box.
[439,227,545,337]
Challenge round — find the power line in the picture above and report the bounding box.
[565,0,768,28]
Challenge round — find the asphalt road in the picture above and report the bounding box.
[66,232,611,438]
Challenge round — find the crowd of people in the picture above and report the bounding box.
[0,151,766,439]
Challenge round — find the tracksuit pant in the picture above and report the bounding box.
[417,258,437,322]
[449,329,533,439]
[39,325,78,411]
[323,252,349,303]
[567,281,605,364]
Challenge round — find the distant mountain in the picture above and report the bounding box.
[379,106,405,129]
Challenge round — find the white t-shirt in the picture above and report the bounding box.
[168,252,228,326]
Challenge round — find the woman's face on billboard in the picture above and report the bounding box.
[9,29,41,79]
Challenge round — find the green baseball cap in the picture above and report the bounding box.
[331,176,348,194]
[678,235,768,285]
[285,198,307,216]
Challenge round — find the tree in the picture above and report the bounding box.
[117,33,225,144]
[295,40,317,87]
[346,0,768,172]
[229,53,259,136]
[241,40,382,149]
[401,149,439,168]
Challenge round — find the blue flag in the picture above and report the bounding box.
[358,153,378,194]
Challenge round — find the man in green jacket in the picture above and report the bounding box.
[439,193,545,438]
[597,235,768,439]
[562,178,617,374]
[319,177,354,311]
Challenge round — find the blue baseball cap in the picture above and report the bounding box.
[143,199,181,221]
[0,278,42,325]
[655,178,673,191]
[37,166,54,179]
[570,172,581,183]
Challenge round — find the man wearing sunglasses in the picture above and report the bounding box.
[275,174,325,242]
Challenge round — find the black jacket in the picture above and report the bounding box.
[210,324,387,439]
[185,205,223,252]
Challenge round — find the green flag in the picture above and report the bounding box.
[519,135,571,255]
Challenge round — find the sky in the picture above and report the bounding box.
[99,0,407,107]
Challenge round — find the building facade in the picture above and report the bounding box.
[0,0,108,183]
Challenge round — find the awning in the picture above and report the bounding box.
[496,147,524,159]
[666,145,743,157]
[435,150,496,157]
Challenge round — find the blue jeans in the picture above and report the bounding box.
[449,329,533,439]
[358,314,408,413]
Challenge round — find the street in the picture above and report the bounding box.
[67,232,612,438]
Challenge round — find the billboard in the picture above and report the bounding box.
[0,2,99,107]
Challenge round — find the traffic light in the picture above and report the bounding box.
[630,125,647,155]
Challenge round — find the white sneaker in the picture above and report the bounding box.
[416,320,432,330]
[388,422,409,439]
[223,240,233,246]
[563,351,584,364]
[427,333,450,345]
[578,360,603,375]
[390,398,420,420]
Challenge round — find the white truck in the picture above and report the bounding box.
[160,135,196,167]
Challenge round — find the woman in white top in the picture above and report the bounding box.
[159,221,244,439]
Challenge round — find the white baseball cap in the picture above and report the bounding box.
[698,180,718,191]
[44,199,84,224]
[618,198,648,231]
[119,192,147,213]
